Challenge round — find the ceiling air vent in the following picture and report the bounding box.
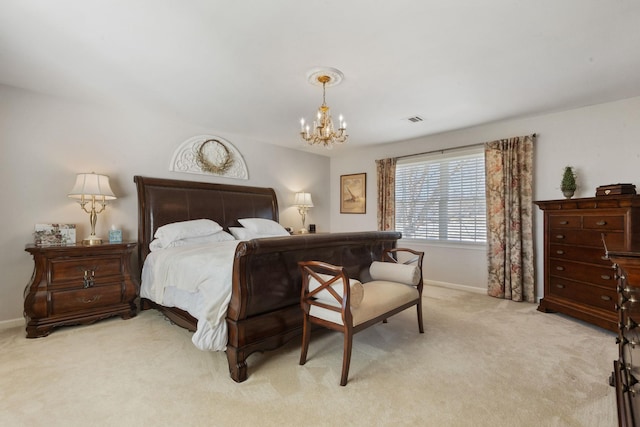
[407,116,423,123]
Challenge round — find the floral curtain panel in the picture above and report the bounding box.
[375,158,397,231]
[485,135,535,302]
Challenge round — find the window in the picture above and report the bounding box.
[395,147,486,243]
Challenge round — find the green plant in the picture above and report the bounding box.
[561,166,576,192]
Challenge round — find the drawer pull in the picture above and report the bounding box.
[559,220,569,225]
[601,295,612,301]
[555,284,565,289]
[78,295,102,304]
[556,266,565,271]
[83,270,95,288]
[556,250,565,255]
[596,220,607,226]
[601,274,611,280]
[555,234,565,240]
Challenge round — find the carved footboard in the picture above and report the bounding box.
[225,231,401,382]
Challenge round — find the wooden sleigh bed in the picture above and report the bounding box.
[134,176,401,382]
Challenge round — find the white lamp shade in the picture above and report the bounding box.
[68,173,117,200]
[294,192,314,207]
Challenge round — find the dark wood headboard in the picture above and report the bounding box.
[134,176,279,266]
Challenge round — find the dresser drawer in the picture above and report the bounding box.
[549,259,616,287]
[49,256,122,289]
[549,215,581,229]
[550,229,624,248]
[50,284,123,315]
[548,277,617,311]
[582,215,625,231]
[550,244,610,265]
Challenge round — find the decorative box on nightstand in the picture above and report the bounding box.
[23,242,138,338]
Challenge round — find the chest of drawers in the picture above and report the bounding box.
[24,242,138,338]
[535,196,640,331]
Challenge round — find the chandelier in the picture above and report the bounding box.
[300,68,348,148]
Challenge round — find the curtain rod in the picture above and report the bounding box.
[394,133,536,161]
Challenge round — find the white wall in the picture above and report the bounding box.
[330,96,640,298]
[4,83,639,324]
[0,84,330,323]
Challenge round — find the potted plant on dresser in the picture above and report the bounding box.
[560,166,576,198]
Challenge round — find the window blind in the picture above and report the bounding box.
[395,148,486,243]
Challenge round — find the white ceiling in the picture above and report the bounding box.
[2,1,639,155]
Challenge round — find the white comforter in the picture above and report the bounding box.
[140,240,239,351]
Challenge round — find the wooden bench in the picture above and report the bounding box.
[298,248,424,385]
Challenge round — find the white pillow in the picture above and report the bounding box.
[307,273,364,308]
[369,261,421,286]
[154,219,223,248]
[229,227,286,240]
[238,218,290,237]
[149,231,235,251]
[229,227,254,240]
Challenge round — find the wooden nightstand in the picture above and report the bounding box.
[24,242,138,338]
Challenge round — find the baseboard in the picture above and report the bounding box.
[0,318,23,331]
[425,279,486,295]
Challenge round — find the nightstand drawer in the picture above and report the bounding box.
[50,285,122,315]
[50,256,122,288]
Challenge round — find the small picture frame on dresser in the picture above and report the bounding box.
[34,224,76,246]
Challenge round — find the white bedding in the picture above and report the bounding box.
[140,240,239,351]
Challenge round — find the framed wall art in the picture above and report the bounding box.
[340,173,366,214]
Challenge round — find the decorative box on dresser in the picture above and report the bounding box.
[24,242,138,338]
[606,250,640,427]
[535,195,640,332]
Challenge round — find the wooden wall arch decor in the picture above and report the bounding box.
[169,135,249,179]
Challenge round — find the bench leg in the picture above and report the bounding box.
[417,300,424,333]
[299,313,311,365]
[340,331,353,386]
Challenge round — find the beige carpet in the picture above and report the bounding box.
[0,286,617,427]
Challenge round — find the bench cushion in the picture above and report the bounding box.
[309,280,419,326]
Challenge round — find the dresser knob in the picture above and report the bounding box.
[556,266,565,271]
[559,220,569,225]
[601,295,612,301]
[556,250,565,255]
[596,220,607,226]
[601,274,612,280]
[555,234,565,239]
[555,284,565,289]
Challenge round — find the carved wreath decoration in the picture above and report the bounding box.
[196,139,234,175]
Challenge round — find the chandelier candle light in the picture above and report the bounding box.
[294,192,314,234]
[68,172,117,245]
[300,67,348,148]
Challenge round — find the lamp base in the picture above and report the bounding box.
[83,235,103,245]
[298,228,309,234]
